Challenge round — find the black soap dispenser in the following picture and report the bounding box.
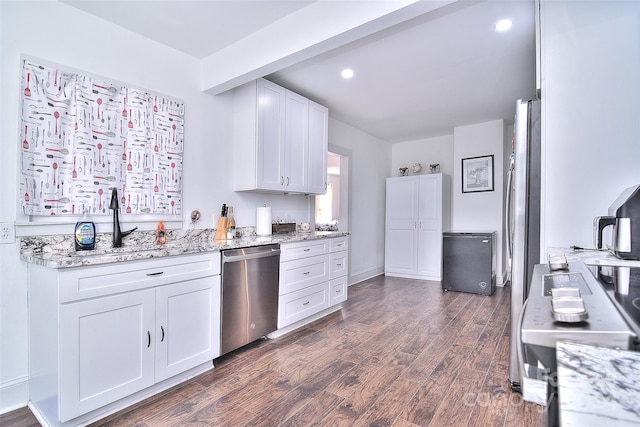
[75,207,96,251]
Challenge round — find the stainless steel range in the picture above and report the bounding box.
[517,261,638,426]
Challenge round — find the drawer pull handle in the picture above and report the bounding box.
[161,326,165,342]
[303,248,311,252]
[303,271,310,275]
[147,331,151,348]
[336,263,342,267]
[146,271,164,277]
[303,301,310,305]
[337,243,343,247]
[336,290,341,294]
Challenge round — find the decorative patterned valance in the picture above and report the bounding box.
[19,59,184,217]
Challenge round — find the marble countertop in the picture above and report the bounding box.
[547,247,640,267]
[20,228,348,269]
[557,341,640,426]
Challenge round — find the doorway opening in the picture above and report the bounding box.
[315,148,349,233]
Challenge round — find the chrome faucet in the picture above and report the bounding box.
[109,188,137,247]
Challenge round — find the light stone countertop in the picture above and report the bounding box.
[557,341,640,426]
[20,228,348,269]
[547,247,640,267]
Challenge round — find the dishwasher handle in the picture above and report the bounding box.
[222,245,281,263]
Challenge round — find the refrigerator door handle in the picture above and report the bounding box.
[505,160,514,273]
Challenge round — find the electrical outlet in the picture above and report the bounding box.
[0,223,16,244]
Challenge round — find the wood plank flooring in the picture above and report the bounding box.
[1,275,546,427]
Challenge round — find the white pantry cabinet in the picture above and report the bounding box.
[233,78,327,194]
[278,237,348,329]
[385,174,451,281]
[29,253,221,426]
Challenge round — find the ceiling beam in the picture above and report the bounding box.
[201,0,458,95]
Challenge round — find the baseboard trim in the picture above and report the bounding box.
[0,376,29,415]
[348,267,384,286]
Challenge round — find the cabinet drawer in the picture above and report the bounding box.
[329,251,348,279]
[330,237,348,252]
[329,276,347,306]
[279,254,329,295]
[59,253,221,303]
[280,239,329,262]
[278,282,329,328]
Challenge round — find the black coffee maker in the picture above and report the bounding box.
[594,184,640,260]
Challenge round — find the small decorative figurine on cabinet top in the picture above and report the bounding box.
[399,167,409,176]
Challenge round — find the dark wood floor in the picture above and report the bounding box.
[2,275,546,426]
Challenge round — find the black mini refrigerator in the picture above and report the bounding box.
[442,231,496,295]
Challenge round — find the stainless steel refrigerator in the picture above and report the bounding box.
[506,98,541,393]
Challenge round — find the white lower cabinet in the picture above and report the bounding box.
[29,253,221,426]
[278,237,348,329]
[155,277,219,381]
[279,282,330,326]
[59,289,156,421]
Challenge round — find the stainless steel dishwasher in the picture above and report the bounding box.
[220,244,280,355]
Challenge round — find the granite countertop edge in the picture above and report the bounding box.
[20,230,349,269]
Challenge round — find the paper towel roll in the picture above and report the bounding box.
[256,206,272,236]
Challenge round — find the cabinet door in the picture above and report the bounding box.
[256,79,286,191]
[307,101,328,194]
[155,276,220,381]
[417,175,443,279]
[59,289,155,422]
[283,90,309,192]
[385,177,419,275]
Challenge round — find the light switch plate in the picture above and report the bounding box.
[0,223,16,244]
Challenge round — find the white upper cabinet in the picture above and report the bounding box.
[307,100,328,194]
[233,78,327,194]
[283,90,309,192]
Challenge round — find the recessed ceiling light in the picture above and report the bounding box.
[341,68,354,79]
[495,19,512,32]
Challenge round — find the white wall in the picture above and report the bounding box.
[540,1,640,252]
[0,1,306,412]
[329,118,391,284]
[391,135,454,178]
[453,120,505,283]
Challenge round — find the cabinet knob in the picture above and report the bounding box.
[303,271,310,275]
[303,301,310,305]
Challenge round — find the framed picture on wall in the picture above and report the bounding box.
[462,154,494,193]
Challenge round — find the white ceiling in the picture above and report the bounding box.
[61,0,536,143]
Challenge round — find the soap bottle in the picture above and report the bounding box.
[156,221,167,245]
[74,207,96,251]
[226,206,236,239]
